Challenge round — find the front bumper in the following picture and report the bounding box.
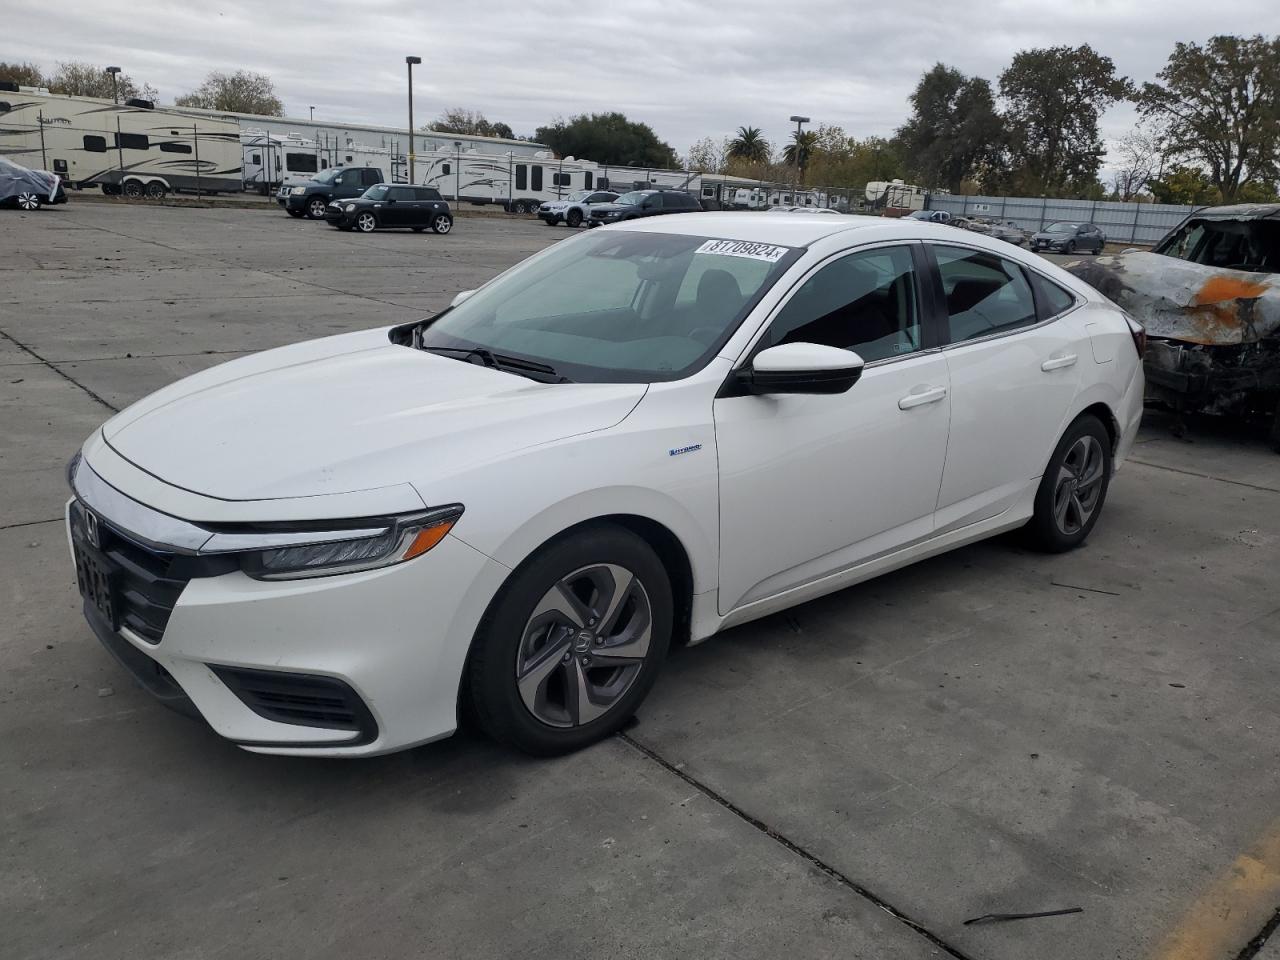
[279,194,308,212]
[67,469,510,757]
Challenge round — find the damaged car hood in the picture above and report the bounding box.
[1065,252,1279,345]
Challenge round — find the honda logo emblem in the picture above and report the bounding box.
[83,509,101,549]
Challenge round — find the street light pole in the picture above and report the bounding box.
[106,66,122,104]
[789,114,810,192]
[455,140,461,203]
[309,106,315,122]
[405,56,422,183]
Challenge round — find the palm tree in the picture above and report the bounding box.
[727,126,769,164]
[782,130,819,174]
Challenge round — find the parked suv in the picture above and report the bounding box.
[1031,221,1105,254]
[279,166,385,219]
[539,190,619,228]
[588,189,701,226]
[325,184,453,234]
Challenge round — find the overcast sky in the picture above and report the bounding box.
[7,0,1279,173]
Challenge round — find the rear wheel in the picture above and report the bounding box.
[355,212,377,233]
[468,525,672,755]
[16,192,40,211]
[307,197,328,219]
[144,181,166,200]
[431,214,453,234]
[1025,415,1112,552]
[122,180,143,199]
[567,209,583,228]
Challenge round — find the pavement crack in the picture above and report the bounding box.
[1128,458,1280,495]
[1234,905,1280,959]
[0,517,62,530]
[617,730,978,960]
[0,328,120,413]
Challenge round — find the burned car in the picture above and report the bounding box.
[0,156,66,210]
[1066,203,1280,451]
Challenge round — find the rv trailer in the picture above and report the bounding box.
[0,87,241,197]
[242,131,387,193]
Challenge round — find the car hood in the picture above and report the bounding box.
[1064,251,1280,345]
[591,203,634,214]
[100,329,647,503]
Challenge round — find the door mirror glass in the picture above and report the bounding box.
[451,289,477,308]
[739,343,864,395]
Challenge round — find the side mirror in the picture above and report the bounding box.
[451,289,477,308]
[734,343,865,396]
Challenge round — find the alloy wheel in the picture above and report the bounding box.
[356,212,376,232]
[515,563,652,728]
[1053,435,1105,536]
[433,215,451,234]
[308,198,328,219]
[16,192,39,210]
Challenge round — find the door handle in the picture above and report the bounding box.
[898,386,947,410]
[1041,353,1078,371]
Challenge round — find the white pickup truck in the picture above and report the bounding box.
[538,189,619,228]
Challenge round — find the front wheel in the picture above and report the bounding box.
[566,209,583,228]
[307,197,329,219]
[468,525,672,755]
[1025,415,1112,552]
[431,214,453,234]
[1065,240,1076,254]
[355,212,377,233]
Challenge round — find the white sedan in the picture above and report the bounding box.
[67,213,1144,756]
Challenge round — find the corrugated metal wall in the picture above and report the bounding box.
[924,194,1200,245]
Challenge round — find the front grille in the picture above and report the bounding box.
[210,666,378,744]
[69,501,235,644]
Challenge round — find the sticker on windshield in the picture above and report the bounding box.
[695,239,791,263]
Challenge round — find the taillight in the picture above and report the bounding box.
[1124,313,1146,357]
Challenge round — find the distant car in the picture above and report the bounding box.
[539,190,619,228]
[906,210,951,224]
[987,220,1028,246]
[325,184,453,234]
[589,189,701,225]
[279,166,385,219]
[1031,221,1105,255]
[765,206,840,214]
[0,157,66,210]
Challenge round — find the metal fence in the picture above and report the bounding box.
[924,194,1200,245]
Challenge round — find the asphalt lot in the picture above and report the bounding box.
[2,202,1279,960]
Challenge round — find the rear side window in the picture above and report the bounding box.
[83,135,107,153]
[364,169,382,185]
[1032,273,1078,318]
[934,246,1038,343]
[115,133,149,150]
[417,187,441,201]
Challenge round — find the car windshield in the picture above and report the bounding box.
[313,169,342,185]
[615,191,648,206]
[567,190,591,201]
[416,231,800,383]
[905,210,931,219]
[1045,222,1078,234]
[363,184,389,200]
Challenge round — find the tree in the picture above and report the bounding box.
[804,127,907,189]
[533,113,677,167]
[1148,164,1219,205]
[0,61,45,87]
[430,107,514,140]
[46,61,157,102]
[782,130,820,177]
[896,64,1003,193]
[1110,127,1166,201]
[175,70,282,115]
[727,126,770,164]
[685,136,729,173]
[1136,35,1280,202]
[999,45,1130,196]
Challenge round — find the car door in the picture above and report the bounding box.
[926,243,1086,533]
[713,242,951,614]
[386,186,416,226]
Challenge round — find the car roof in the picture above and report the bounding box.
[1184,203,1280,221]
[611,211,924,246]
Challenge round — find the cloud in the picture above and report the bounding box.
[5,0,1274,177]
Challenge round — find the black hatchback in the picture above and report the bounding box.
[326,184,454,234]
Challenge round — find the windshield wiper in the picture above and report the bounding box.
[423,345,570,382]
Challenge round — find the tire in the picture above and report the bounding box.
[122,180,143,199]
[1065,240,1076,254]
[16,192,40,211]
[307,197,329,219]
[430,214,453,234]
[287,209,305,219]
[144,181,166,200]
[566,209,583,228]
[355,212,377,233]
[101,183,121,196]
[1024,414,1113,552]
[468,524,673,755]
[543,217,559,226]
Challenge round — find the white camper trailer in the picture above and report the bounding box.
[866,179,925,215]
[242,131,389,193]
[0,87,241,197]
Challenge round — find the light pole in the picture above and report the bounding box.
[309,106,315,122]
[405,56,421,183]
[789,114,810,190]
[106,66,122,104]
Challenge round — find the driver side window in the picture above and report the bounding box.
[761,245,922,362]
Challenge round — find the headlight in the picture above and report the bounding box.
[344,203,355,212]
[216,505,463,580]
[290,186,306,195]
